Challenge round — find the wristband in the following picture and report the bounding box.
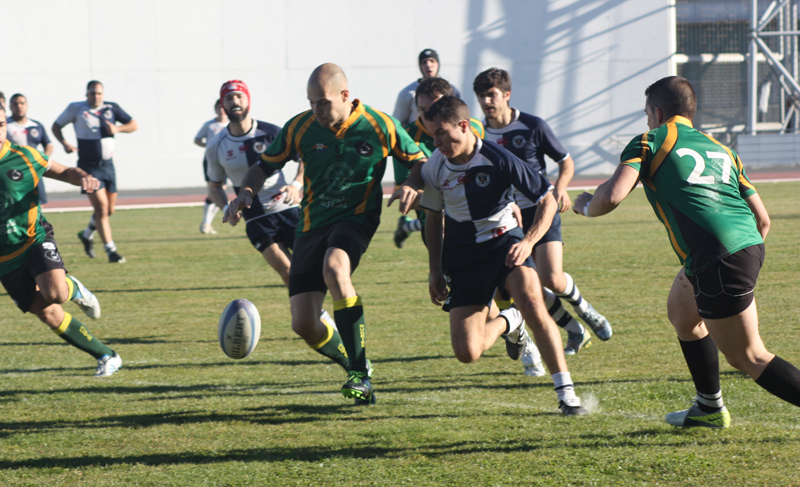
[291,180,303,190]
[582,201,593,217]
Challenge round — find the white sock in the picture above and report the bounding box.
[403,219,422,233]
[202,201,219,225]
[552,371,580,406]
[83,215,97,240]
[542,287,585,334]
[104,241,117,253]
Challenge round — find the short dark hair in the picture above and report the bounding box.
[644,76,697,120]
[424,95,470,126]
[473,68,511,95]
[214,99,221,109]
[86,80,103,91]
[415,77,454,105]
[10,93,25,103]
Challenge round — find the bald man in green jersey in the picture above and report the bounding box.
[575,76,800,428]
[226,64,424,404]
[392,77,484,249]
[0,110,121,377]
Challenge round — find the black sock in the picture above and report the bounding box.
[755,355,800,407]
[679,335,722,412]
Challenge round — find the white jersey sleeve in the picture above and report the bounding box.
[204,130,227,184]
[419,151,445,212]
[54,102,80,127]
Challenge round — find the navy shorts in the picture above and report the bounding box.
[203,157,211,183]
[246,208,300,252]
[441,228,536,312]
[0,223,66,313]
[79,160,116,194]
[687,244,764,320]
[520,205,562,249]
[288,215,380,296]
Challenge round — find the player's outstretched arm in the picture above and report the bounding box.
[506,191,557,268]
[388,158,427,214]
[51,123,77,154]
[745,192,771,240]
[44,160,100,193]
[107,119,138,135]
[207,181,229,210]
[553,155,575,213]
[425,210,448,306]
[278,160,305,205]
[574,164,639,217]
[223,164,269,225]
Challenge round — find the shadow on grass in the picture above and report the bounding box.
[92,284,284,294]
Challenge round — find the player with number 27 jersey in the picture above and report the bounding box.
[619,115,763,276]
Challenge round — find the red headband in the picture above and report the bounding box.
[220,80,250,105]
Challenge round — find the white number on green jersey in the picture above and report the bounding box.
[677,148,733,185]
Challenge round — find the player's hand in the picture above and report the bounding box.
[279,184,302,206]
[104,120,119,135]
[506,238,535,268]
[429,272,449,306]
[81,175,100,193]
[62,142,78,154]
[511,203,522,228]
[387,185,419,215]
[223,191,252,226]
[573,192,593,216]
[554,188,572,213]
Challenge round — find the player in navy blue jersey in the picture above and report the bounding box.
[7,94,54,204]
[52,81,138,263]
[412,96,587,415]
[473,68,612,356]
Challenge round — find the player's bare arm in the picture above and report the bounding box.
[573,164,639,217]
[553,155,575,213]
[44,160,100,193]
[194,138,206,148]
[425,209,448,306]
[223,163,269,225]
[51,123,77,153]
[278,160,305,206]
[387,157,427,214]
[745,192,770,240]
[105,119,138,135]
[44,143,54,157]
[506,190,557,267]
[207,181,229,210]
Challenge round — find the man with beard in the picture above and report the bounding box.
[393,49,461,126]
[52,80,138,263]
[6,94,54,204]
[226,64,425,405]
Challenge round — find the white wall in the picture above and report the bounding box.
[0,0,673,193]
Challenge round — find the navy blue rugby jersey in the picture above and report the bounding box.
[54,101,133,165]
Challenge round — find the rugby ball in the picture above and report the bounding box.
[218,299,261,359]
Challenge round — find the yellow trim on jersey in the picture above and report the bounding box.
[9,146,42,187]
[53,312,73,335]
[0,140,10,159]
[333,296,362,311]
[363,111,390,158]
[333,100,366,139]
[293,115,316,162]
[0,201,38,263]
[670,115,693,128]
[414,118,431,139]
[302,174,315,232]
[656,201,687,261]
[375,110,401,159]
[261,111,310,163]
[311,321,335,350]
[355,160,382,215]
[735,154,756,192]
[650,122,678,179]
[470,118,485,139]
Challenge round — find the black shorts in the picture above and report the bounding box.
[246,208,300,252]
[0,224,66,313]
[521,205,562,249]
[442,228,536,312]
[288,215,380,296]
[79,160,117,194]
[203,157,211,183]
[687,244,764,320]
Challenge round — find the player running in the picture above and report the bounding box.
[0,109,121,377]
[406,95,587,415]
[225,64,424,405]
[473,68,612,355]
[195,98,229,234]
[574,76,800,427]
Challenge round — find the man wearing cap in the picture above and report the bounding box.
[52,80,137,264]
[7,94,54,204]
[392,49,461,126]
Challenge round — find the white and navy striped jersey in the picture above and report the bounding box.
[483,109,568,209]
[205,120,297,222]
[420,138,553,245]
[54,101,133,164]
[6,119,51,150]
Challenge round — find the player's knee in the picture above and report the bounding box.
[291,316,318,341]
[515,297,549,329]
[32,305,63,328]
[453,345,481,364]
[39,286,69,305]
[322,263,349,289]
[538,273,559,291]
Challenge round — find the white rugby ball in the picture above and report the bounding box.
[218,299,261,359]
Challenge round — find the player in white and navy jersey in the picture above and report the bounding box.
[413,96,587,415]
[52,80,138,264]
[474,68,612,356]
[194,99,229,234]
[7,94,54,203]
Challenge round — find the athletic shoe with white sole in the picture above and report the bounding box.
[107,251,126,264]
[575,301,612,341]
[199,222,217,234]
[95,352,122,377]
[521,337,546,377]
[559,400,589,416]
[564,329,592,355]
[67,275,101,319]
[77,231,95,258]
[500,306,527,360]
[665,402,730,428]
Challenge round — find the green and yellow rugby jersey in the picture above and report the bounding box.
[620,116,762,275]
[393,117,484,185]
[259,100,423,234]
[0,140,51,275]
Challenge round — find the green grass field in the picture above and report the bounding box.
[1,183,799,486]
